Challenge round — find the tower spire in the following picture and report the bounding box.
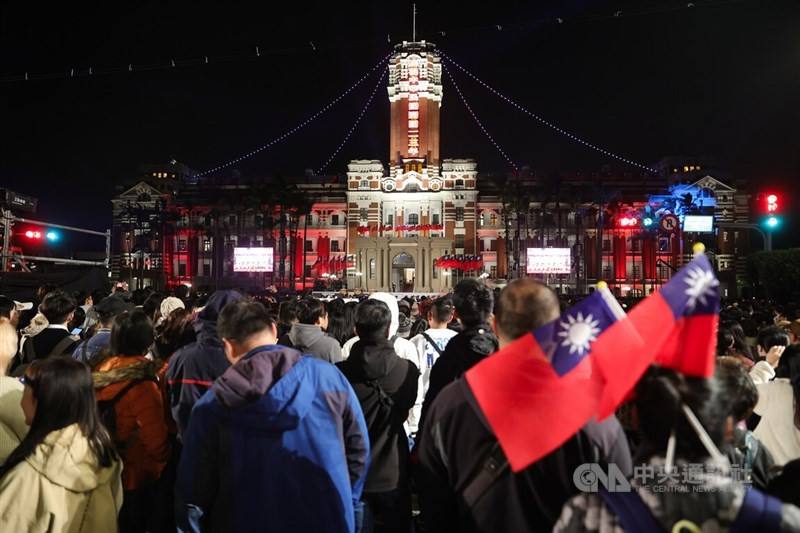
[412,4,417,42]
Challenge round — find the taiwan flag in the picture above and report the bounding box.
[465,286,643,472]
[593,253,720,419]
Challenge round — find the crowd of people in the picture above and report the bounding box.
[0,280,798,531]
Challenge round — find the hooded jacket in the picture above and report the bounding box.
[0,423,123,532]
[341,293,418,363]
[337,335,419,493]
[166,290,245,438]
[287,323,343,363]
[94,355,170,490]
[419,323,498,431]
[176,345,370,533]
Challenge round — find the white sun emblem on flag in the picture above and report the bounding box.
[684,266,719,311]
[557,312,602,355]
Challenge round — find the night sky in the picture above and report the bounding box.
[2,1,799,248]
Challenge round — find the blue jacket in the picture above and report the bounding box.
[72,329,111,364]
[166,290,244,438]
[176,345,370,533]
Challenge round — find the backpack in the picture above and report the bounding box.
[97,379,155,444]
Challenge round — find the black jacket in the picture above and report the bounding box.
[337,337,419,493]
[420,323,498,430]
[30,327,79,359]
[416,378,632,533]
[165,290,244,438]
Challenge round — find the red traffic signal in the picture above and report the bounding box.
[618,216,639,228]
[24,230,42,239]
[766,194,779,213]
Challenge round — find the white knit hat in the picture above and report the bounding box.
[160,296,185,319]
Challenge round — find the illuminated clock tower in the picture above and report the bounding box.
[387,41,443,174]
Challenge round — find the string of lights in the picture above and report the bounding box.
[1,2,746,85]
[442,52,658,174]
[443,64,518,172]
[316,67,388,175]
[194,53,390,178]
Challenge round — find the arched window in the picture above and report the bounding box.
[407,213,419,225]
[369,258,376,279]
[359,180,370,190]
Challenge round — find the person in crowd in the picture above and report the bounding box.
[158,296,185,327]
[153,307,196,361]
[166,290,245,438]
[416,279,632,532]
[408,298,429,339]
[717,325,754,368]
[769,458,800,507]
[756,325,791,362]
[0,321,27,463]
[142,292,165,324]
[408,296,457,436]
[752,340,800,466]
[554,367,800,531]
[176,299,370,533]
[0,357,123,532]
[68,306,86,337]
[716,357,775,490]
[326,298,357,347]
[20,289,79,363]
[93,310,170,533]
[82,288,110,333]
[0,296,32,328]
[277,298,299,339]
[396,312,412,339]
[342,293,418,363]
[337,299,419,533]
[73,295,130,366]
[282,297,343,363]
[419,279,498,428]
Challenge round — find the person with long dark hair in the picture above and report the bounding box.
[0,357,122,531]
[94,310,170,533]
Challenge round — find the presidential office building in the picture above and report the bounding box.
[111,40,752,296]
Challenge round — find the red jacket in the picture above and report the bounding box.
[94,355,171,491]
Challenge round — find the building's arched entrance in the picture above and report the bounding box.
[391,252,415,293]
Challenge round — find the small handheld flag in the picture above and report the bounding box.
[593,254,720,418]
[465,285,641,472]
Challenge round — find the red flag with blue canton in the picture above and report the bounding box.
[593,253,720,419]
[465,286,642,472]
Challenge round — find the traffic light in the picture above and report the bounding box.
[642,217,654,228]
[618,216,639,228]
[760,192,782,230]
[22,228,60,242]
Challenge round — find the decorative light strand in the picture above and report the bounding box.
[441,52,657,174]
[194,53,390,177]
[443,63,518,172]
[316,67,388,175]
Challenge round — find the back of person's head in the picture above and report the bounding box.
[295,297,326,325]
[174,284,190,301]
[0,296,14,321]
[777,344,800,379]
[91,289,106,307]
[279,299,299,326]
[636,367,728,463]
[452,279,494,328]
[716,327,735,356]
[495,279,560,341]
[40,290,76,325]
[355,299,392,342]
[715,357,759,422]
[110,310,154,356]
[156,308,195,354]
[429,296,455,326]
[36,283,57,302]
[0,321,18,373]
[69,306,86,331]
[142,293,164,320]
[217,300,276,344]
[3,357,116,477]
[757,325,790,353]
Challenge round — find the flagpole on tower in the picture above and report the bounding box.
[413,4,417,41]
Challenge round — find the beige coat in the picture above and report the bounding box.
[0,423,123,532]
